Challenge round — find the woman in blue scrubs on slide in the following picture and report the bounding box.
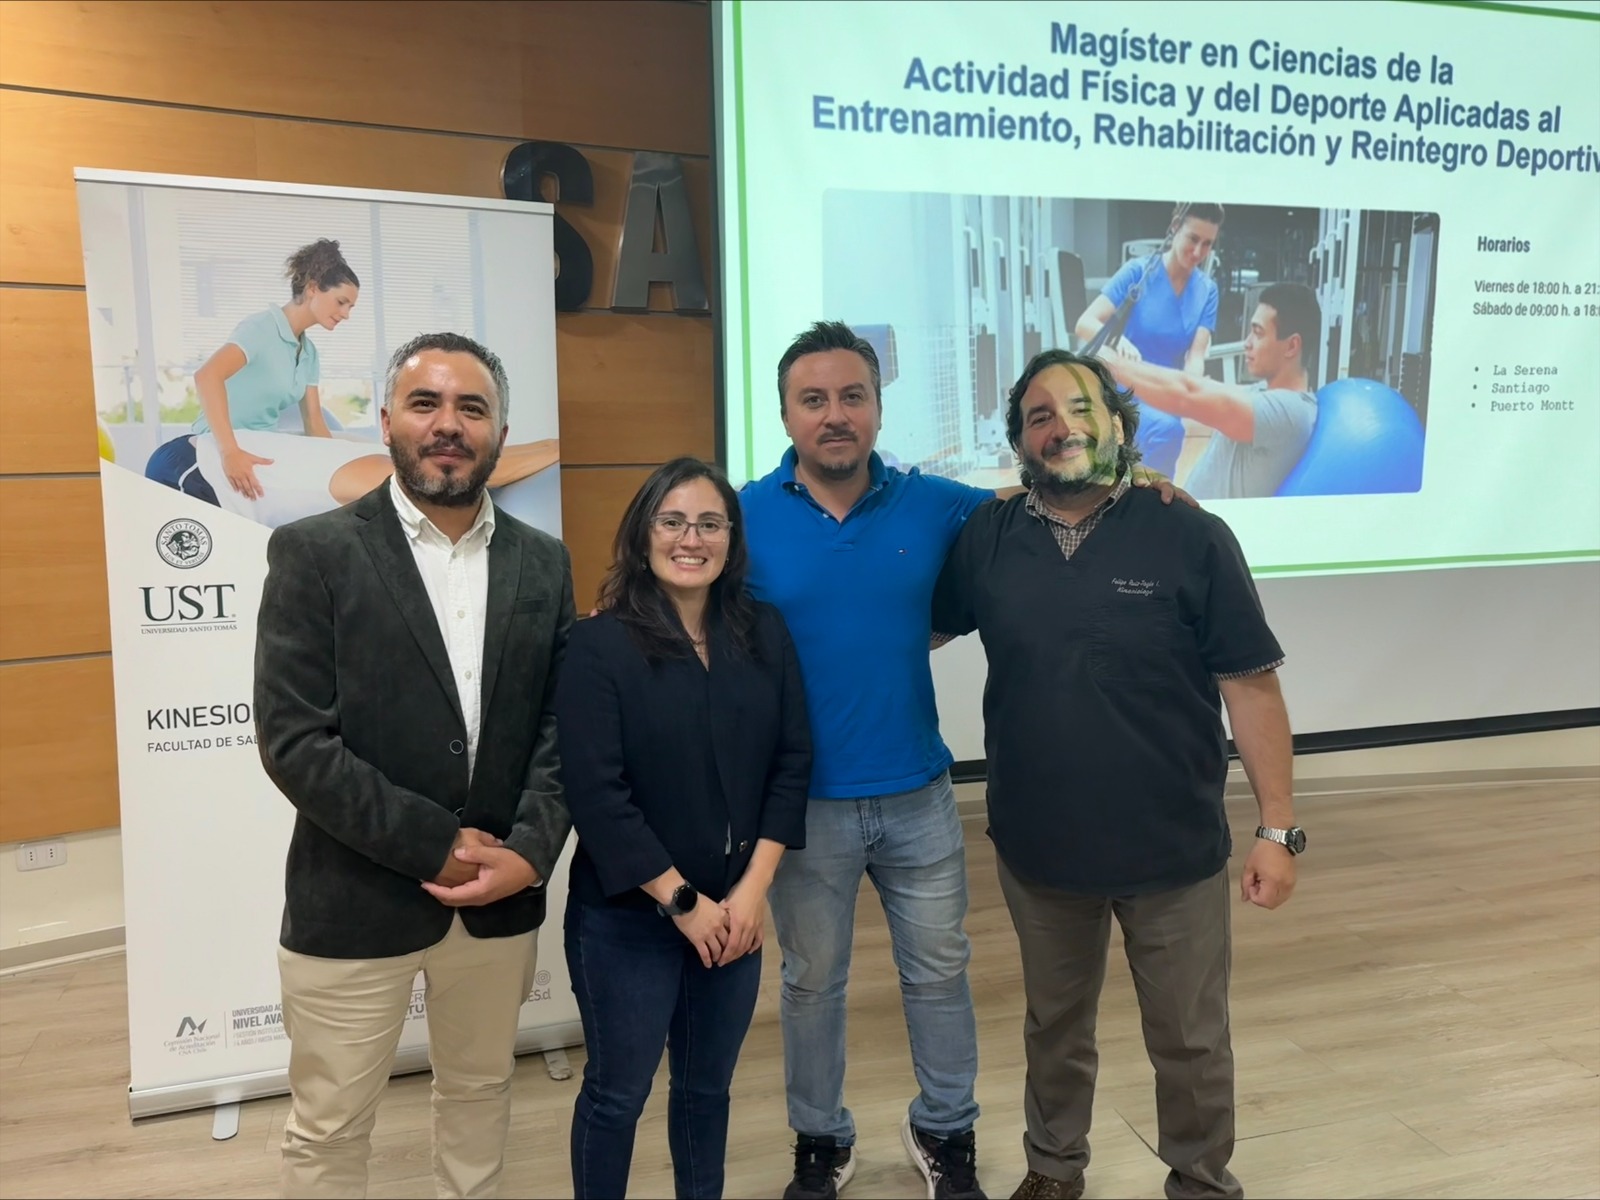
[145,238,359,504]
[1074,203,1223,480]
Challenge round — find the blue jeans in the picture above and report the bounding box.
[565,898,763,1200]
[768,770,980,1144]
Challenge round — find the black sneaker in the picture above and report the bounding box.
[782,1134,857,1200]
[901,1115,986,1199]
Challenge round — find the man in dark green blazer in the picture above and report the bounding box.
[254,331,574,1199]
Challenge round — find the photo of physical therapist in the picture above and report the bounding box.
[144,238,359,505]
[86,181,566,536]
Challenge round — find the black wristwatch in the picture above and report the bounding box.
[657,882,699,918]
[1256,825,1307,855]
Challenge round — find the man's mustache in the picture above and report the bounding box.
[421,436,474,459]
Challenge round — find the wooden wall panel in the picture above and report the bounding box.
[0,92,713,312]
[556,314,715,465]
[0,658,119,843]
[0,287,97,474]
[0,90,261,285]
[0,480,111,661]
[561,466,656,610]
[0,1,711,155]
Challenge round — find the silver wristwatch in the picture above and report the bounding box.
[1256,825,1307,855]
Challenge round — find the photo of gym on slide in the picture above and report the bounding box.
[821,192,1439,500]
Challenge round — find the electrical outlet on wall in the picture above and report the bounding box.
[16,840,67,872]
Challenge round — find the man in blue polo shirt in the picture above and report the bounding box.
[741,321,1181,1200]
[741,321,987,1200]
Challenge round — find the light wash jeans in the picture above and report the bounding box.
[768,770,981,1145]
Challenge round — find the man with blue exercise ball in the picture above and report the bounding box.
[1097,284,1322,501]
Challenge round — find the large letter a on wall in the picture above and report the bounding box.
[613,152,709,313]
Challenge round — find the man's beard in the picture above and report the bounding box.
[1023,435,1119,497]
[392,435,500,507]
[813,455,861,481]
[812,433,861,481]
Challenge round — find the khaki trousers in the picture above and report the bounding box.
[277,914,538,1199]
[997,858,1241,1200]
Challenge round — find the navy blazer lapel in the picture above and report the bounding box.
[357,487,464,727]
[478,515,522,715]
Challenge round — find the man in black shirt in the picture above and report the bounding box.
[932,350,1303,1200]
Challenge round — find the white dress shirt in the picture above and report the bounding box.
[389,476,495,781]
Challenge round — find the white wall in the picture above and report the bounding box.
[3,726,1595,959]
[0,827,125,952]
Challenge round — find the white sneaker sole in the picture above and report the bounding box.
[901,1115,936,1199]
[835,1146,858,1194]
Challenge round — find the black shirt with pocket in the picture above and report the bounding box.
[932,488,1283,895]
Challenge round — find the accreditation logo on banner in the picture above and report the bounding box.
[163,1015,224,1058]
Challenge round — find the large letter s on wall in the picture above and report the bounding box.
[502,141,596,313]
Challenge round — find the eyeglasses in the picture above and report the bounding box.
[651,515,732,541]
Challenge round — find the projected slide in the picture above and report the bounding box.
[715,0,1600,577]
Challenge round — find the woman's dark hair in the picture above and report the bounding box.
[597,457,758,661]
[1175,202,1226,228]
[286,239,359,299]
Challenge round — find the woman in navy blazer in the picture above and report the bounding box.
[556,456,812,1200]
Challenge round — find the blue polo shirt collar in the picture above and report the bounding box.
[776,446,890,496]
[270,304,303,348]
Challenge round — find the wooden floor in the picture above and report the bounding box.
[2,781,1597,1199]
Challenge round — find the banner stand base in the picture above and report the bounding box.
[543,1047,574,1081]
[211,1103,241,1141]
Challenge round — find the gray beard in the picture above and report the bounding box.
[392,440,500,508]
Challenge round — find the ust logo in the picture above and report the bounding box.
[175,1016,206,1037]
[140,583,237,626]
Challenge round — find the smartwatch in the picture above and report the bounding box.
[1256,826,1307,855]
[657,882,699,917]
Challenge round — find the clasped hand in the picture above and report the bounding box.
[673,884,767,969]
[422,827,540,907]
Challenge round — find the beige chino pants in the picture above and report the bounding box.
[277,914,537,1199]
